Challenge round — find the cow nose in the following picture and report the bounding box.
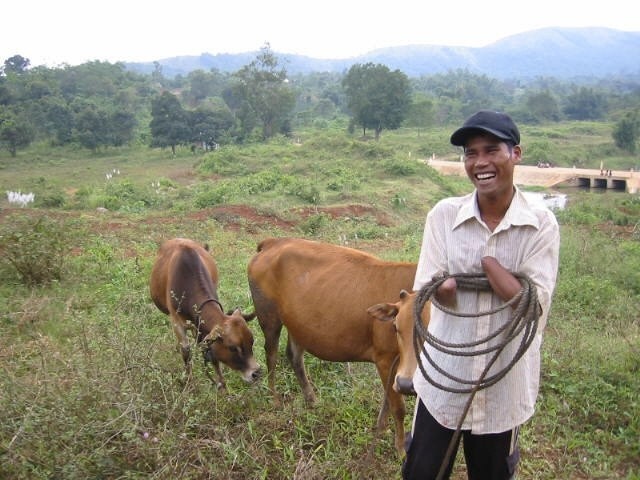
[395,377,416,396]
[251,367,262,381]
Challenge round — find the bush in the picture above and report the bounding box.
[0,214,75,286]
[383,156,418,176]
[35,191,66,208]
[298,213,330,235]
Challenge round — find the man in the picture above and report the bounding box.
[403,110,560,479]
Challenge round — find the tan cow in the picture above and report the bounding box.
[367,289,430,396]
[247,236,419,454]
[150,238,261,388]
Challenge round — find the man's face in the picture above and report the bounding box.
[463,133,521,200]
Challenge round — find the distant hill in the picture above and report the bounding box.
[125,27,640,80]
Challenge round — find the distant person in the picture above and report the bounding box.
[403,110,560,479]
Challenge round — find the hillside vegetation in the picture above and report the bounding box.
[0,127,638,479]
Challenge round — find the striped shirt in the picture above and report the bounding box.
[412,187,560,434]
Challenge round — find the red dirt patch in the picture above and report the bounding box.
[293,204,394,227]
[191,205,296,232]
[168,204,394,232]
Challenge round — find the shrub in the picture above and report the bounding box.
[383,156,418,176]
[0,214,75,286]
[286,178,321,204]
[298,213,330,235]
[35,190,66,208]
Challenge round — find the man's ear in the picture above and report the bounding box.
[512,144,522,164]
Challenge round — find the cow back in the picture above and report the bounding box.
[150,238,220,321]
[248,237,417,361]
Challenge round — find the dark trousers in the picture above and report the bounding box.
[402,399,520,480]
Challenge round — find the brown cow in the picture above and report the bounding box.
[247,236,419,454]
[150,238,261,388]
[367,290,430,396]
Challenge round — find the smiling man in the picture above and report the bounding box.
[403,110,560,479]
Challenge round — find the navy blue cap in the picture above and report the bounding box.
[450,110,520,146]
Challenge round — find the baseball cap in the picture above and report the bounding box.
[450,110,520,147]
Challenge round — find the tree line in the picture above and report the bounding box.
[2,43,640,157]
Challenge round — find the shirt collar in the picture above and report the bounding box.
[453,187,541,230]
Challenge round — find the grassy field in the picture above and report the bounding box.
[0,125,638,479]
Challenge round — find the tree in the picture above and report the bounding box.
[564,87,607,120]
[0,110,33,156]
[612,111,639,153]
[512,90,560,124]
[108,110,137,147]
[185,69,228,106]
[342,63,411,140]
[73,103,110,152]
[230,43,295,139]
[404,93,435,132]
[150,91,189,155]
[3,55,30,75]
[524,90,562,123]
[41,97,75,144]
[188,101,235,148]
[411,69,512,123]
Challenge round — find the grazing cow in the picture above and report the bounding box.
[150,238,261,388]
[247,237,420,454]
[367,289,430,396]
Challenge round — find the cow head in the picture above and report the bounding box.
[367,290,430,396]
[202,309,261,383]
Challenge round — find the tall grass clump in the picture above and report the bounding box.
[0,214,80,286]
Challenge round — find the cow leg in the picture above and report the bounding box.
[172,317,192,376]
[258,314,284,405]
[286,336,316,405]
[374,359,406,456]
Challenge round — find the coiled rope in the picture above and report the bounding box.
[412,272,540,480]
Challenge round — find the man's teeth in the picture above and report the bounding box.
[476,173,495,180]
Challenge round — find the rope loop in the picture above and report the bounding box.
[413,272,539,394]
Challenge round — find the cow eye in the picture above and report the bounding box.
[229,346,241,355]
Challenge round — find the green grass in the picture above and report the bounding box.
[0,125,638,479]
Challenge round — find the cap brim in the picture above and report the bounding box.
[450,126,512,146]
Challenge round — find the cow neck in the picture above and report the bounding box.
[194,297,225,336]
[193,265,223,317]
[198,297,224,313]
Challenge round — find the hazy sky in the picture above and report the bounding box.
[3,0,639,67]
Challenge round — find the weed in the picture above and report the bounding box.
[0,214,80,286]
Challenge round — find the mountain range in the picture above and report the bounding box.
[125,27,640,80]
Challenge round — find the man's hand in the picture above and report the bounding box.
[435,277,457,307]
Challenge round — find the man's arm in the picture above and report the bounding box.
[481,256,522,303]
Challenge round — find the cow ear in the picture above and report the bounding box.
[227,308,256,322]
[367,303,399,322]
[242,311,257,322]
